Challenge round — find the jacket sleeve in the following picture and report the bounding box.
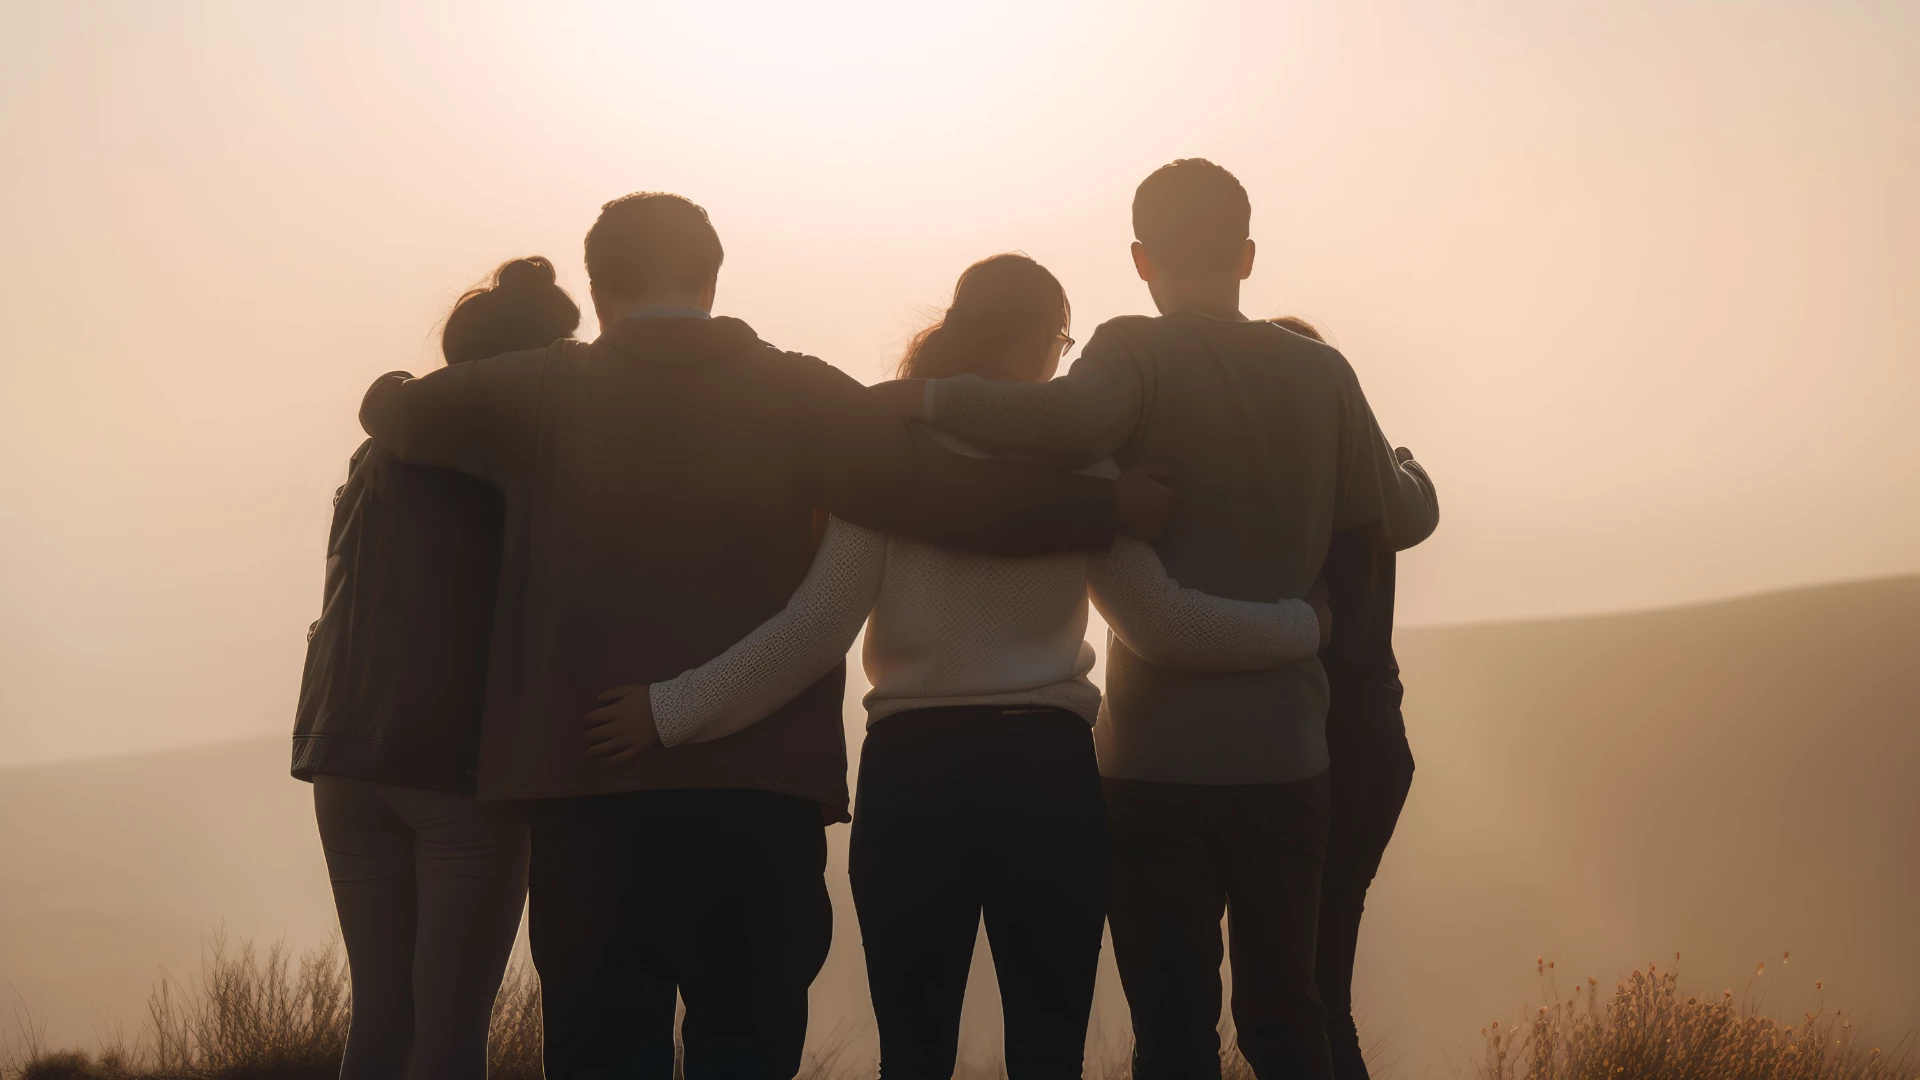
[921,322,1146,469]
[648,518,886,747]
[358,353,540,486]
[1088,536,1322,671]
[791,356,1117,556]
[1330,356,1439,552]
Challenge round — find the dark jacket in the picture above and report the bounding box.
[357,316,1116,812]
[291,440,504,792]
[1319,528,1406,747]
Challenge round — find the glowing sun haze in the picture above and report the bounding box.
[1,0,1915,765]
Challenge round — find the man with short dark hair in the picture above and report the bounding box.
[359,191,1175,1079]
[881,159,1437,1080]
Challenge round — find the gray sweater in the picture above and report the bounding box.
[925,311,1438,784]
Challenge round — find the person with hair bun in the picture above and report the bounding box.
[635,253,1331,1080]
[293,256,579,1079]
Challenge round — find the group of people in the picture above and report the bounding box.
[291,157,1436,1080]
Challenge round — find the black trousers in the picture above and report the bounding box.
[850,706,1109,1080]
[1316,728,1414,1080]
[523,788,832,1080]
[1106,772,1334,1080]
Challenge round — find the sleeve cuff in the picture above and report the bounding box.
[649,683,691,749]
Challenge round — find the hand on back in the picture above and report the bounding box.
[583,685,661,763]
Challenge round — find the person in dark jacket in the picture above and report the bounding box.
[357,192,1175,1080]
[1271,315,1417,1080]
[293,256,581,1080]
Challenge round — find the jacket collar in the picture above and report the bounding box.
[593,313,766,369]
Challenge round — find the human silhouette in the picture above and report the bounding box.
[1271,314,1417,1080]
[293,256,579,1079]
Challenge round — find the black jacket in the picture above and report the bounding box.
[291,439,503,792]
[1319,528,1406,746]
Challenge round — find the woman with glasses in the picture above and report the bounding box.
[610,253,1329,1078]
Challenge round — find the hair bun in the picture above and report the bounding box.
[497,256,557,291]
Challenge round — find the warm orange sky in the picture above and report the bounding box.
[2,0,1915,766]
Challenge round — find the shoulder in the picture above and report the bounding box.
[1083,314,1158,353]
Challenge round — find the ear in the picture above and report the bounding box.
[1238,238,1256,281]
[1130,241,1155,284]
[696,275,719,313]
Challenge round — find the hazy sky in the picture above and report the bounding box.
[2,0,1915,767]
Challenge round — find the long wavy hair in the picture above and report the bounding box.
[897,253,1069,381]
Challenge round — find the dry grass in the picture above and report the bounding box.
[0,934,845,1080]
[1477,955,1916,1080]
[11,936,1908,1080]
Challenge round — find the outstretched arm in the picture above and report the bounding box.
[358,353,539,485]
[649,518,887,747]
[793,355,1157,555]
[910,325,1148,469]
[1087,536,1324,672]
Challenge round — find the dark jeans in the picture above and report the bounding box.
[1317,728,1414,1080]
[523,788,832,1080]
[850,706,1109,1080]
[1105,772,1333,1080]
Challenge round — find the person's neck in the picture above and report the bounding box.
[1151,278,1245,322]
[595,290,712,325]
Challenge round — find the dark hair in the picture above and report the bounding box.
[585,192,724,299]
[1268,315,1325,343]
[1132,158,1252,276]
[897,254,1069,381]
[441,256,581,365]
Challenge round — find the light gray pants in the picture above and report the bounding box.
[313,775,530,1080]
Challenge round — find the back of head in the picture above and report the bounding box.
[1267,315,1325,343]
[441,256,582,365]
[585,192,725,301]
[898,253,1069,381]
[1132,158,1252,276]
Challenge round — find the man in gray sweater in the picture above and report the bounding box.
[881,159,1437,1080]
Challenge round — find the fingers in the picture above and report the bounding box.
[583,719,628,752]
[598,684,641,702]
[1143,465,1174,485]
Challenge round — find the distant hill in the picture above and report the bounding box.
[3,576,1915,1074]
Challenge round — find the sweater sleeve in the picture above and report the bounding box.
[923,323,1146,469]
[789,354,1117,556]
[649,518,887,748]
[1331,357,1439,552]
[1087,536,1322,672]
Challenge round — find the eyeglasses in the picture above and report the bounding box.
[1056,332,1075,356]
